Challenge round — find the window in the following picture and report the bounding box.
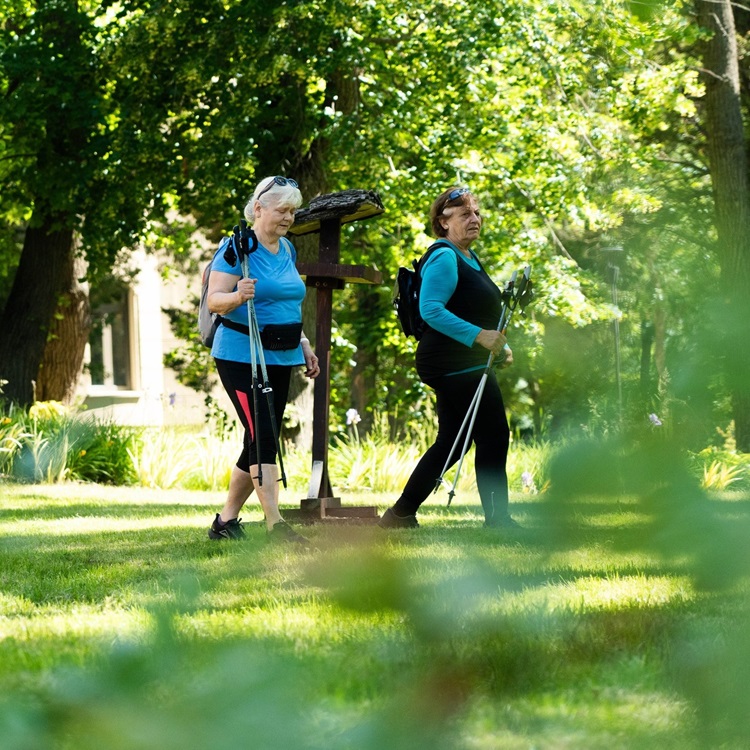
[88,289,132,388]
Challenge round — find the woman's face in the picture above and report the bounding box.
[254,199,296,239]
[440,197,482,249]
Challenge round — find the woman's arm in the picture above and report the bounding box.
[207,270,256,315]
[419,251,481,347]
[420,250,509,357]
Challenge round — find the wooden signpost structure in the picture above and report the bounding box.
[285,189,384,522]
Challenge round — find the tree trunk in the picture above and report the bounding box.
[639,321,654,405]
[696,0,750,451]
[285,132,329,450]
[0,221,75,407]
[35,254,91,404]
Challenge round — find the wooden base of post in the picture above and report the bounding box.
[284,460,380,524]
[283,497,380,525]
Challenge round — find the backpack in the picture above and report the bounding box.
[393,241,452,340]
[198,256,219,347]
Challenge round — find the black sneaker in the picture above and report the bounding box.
[484,514,522,529]
[378,507,419,529]
[267,520,311,546]
[208,514,246,540]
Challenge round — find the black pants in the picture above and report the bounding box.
[215,359,291,470]
[393,369,510,522]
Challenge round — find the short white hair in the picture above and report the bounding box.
[244,176,303,222]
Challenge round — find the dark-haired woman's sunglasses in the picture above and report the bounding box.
[257,176,299,200]
[445,187,470,202]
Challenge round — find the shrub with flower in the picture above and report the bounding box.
[29,401,69,421]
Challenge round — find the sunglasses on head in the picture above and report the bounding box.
[257,175,299,200]
[445,187,470,203]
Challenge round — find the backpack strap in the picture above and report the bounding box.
[207,239,250,336]
[418,240,457,275]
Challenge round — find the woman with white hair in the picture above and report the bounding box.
[206,176,319,545]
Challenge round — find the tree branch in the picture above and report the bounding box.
[511,179,576,262]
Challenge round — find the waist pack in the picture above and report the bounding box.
[260,322,303,350]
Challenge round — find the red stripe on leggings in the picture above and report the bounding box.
[236,390,255,442]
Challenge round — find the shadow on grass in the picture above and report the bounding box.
[0,502,220,522]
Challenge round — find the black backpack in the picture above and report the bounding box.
[393,241,452,340]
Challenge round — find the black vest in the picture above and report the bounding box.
[416,248,503,381]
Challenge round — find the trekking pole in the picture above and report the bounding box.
[235,221,288,489]
[245,275,288,489]
[435,266,534,506]
[433,272,517,501]
[232,224,265,486]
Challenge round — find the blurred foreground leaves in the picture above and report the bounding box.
[548,429,750,747]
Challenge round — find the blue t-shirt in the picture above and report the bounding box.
[419,241,483,347]
[210,236,306,366]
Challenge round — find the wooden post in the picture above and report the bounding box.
[283,190,384,522]
[309,219,342,501]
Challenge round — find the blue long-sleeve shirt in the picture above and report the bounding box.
[418,241,482,347]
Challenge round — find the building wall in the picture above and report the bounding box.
[78,246,229,428]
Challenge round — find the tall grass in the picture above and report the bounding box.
[3,401,749,499]
[0,401,555,495]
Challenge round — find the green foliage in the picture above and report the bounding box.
[5,395,739,498]
[688,448,750,492]
[161,295,231,429]
[162,296,217,394]
[699,460,744,491]
[0,0,739,441]
[3,384,744,507]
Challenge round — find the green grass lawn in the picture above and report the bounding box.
[1,480,749,749]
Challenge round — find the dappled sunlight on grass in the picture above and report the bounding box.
[8,514,235,536]
[461,669,691,749]
[510,573,693,614]
[1,605,149,643]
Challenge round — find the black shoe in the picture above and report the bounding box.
[268,520,311,546]
[208,514,246,540]
[484,514,521,529]
[378,507,419,529]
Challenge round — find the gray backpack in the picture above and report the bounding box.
[198,238,230,347]
[198,258,219,347]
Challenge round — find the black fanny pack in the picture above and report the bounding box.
[260,322,303,351]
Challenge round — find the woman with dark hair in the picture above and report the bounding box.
[380,187,519,530]
[206,176,320,545]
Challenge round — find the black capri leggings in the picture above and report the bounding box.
[394,369,510,522]
[214,359,291,470]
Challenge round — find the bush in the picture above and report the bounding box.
[689,448,750,491]
[1,400,555,495]
[0,402,138,485]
